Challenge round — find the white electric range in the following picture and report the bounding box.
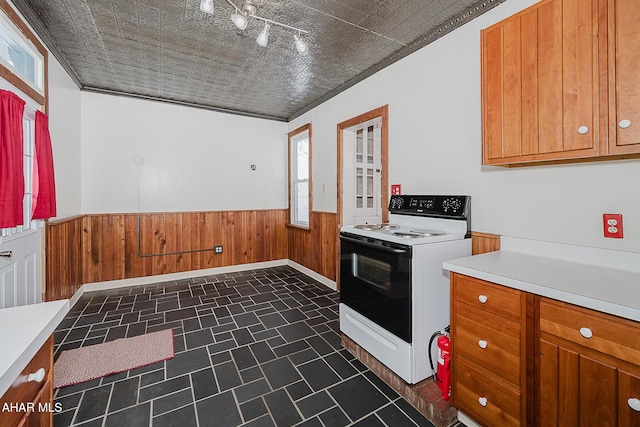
[339,195,471,384]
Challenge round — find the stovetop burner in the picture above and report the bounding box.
[354,224,381,231]
[381,224,400,230]
[353,223,399,231]
[394,232,424,238]
[410,229,445,236]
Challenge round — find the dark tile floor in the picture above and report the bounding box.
[51,266,449,427]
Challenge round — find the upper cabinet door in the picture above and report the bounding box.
[482,0,600,165]
[609,0,640,153]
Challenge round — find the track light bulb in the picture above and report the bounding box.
[256,23,270,47]
[294,34,308,55]
[231,13,248,30]
[200,0,214,14]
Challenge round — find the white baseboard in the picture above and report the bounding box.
[457,411,481,427]
[68,259,336,309]
[287,260,337,290]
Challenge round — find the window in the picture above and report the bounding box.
[0,10,44,96]
[288,124,312,227]
[0,2,49,237]
[1,114,36,238]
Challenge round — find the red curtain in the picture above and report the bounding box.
[0,90,26,228]
[32,110,56,220]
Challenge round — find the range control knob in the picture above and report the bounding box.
[443,197,462,213]
[391,197,404,209]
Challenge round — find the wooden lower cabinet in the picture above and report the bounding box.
[450,273,531,426]
[451,274,640,426]
[538,297,640,427]
[0,337,54,427]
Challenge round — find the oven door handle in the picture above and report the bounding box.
[340,235,409,254]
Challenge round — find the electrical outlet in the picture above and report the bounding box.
[603,214,623,238]
[391,184,401,195]
[214,245,223,253]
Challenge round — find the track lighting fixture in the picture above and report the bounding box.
[230,13,248,30]
[256,23,270,47]
[200,0,309,55]
[199,0,214,15]
[293,33,308,55]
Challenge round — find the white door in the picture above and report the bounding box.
[342,119,383,225]
[0,228,42,308]
[0,114,42,308]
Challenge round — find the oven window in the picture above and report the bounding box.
[340,233,412,343]
[353,254,391,290]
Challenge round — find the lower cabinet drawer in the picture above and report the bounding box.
[0,336,53,427]
[539,297,640,365]
[455,356,522,427]
[454,306,522,386]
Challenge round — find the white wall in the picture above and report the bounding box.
[80,92,288,213]
[48,57,82,219]
[290,0,640,253]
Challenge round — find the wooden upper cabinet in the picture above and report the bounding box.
[482,0,604,165]
[608,0,640,153]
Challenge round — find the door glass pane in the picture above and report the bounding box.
[356,129,363,163]
[367,126,374,164]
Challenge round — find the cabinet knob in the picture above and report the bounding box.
[478,295,488,304]
[628,398,640,412]
[619,119,631,129]
[478,397,488,407]
[27,368,46,383]
[579,327,593,339]
[478,340,488,349]
[578,126,589,135]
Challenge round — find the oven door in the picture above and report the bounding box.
[339,232,412,343]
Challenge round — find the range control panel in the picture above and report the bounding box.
[388,195,470,219]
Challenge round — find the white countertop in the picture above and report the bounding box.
[0,300,69,397]
[443,237,640,322]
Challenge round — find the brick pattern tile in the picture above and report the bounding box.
[52,266,447,426]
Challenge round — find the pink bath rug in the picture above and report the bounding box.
[54,329,174,388]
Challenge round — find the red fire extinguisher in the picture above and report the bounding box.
[436,334,451,400]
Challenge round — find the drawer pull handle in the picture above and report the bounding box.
[27,368,46,383]
[478,295,488,304]
[619,119,631,129]
[629,398,640,412]
[579,327,593,339]
[478,397,488,407]
[478,340,488,349]
[578,125,589,134]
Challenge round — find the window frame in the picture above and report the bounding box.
[288,123,312,229]
[0,0,48,238]
[0,0,48,108]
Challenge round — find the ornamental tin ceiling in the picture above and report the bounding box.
[13,0,507,121]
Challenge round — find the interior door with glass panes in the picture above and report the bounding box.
[0,7,46,308]
[353,124,382,224]
[0,115,42,308]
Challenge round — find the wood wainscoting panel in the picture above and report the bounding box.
[288,211,338,281]
[471,232,501,255]
[46,209,289,300]
[46,216,84,300]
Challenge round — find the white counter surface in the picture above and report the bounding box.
[0,300,69,397]
[443,237,640,322]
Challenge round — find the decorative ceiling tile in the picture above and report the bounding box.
[13,0,510,120]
